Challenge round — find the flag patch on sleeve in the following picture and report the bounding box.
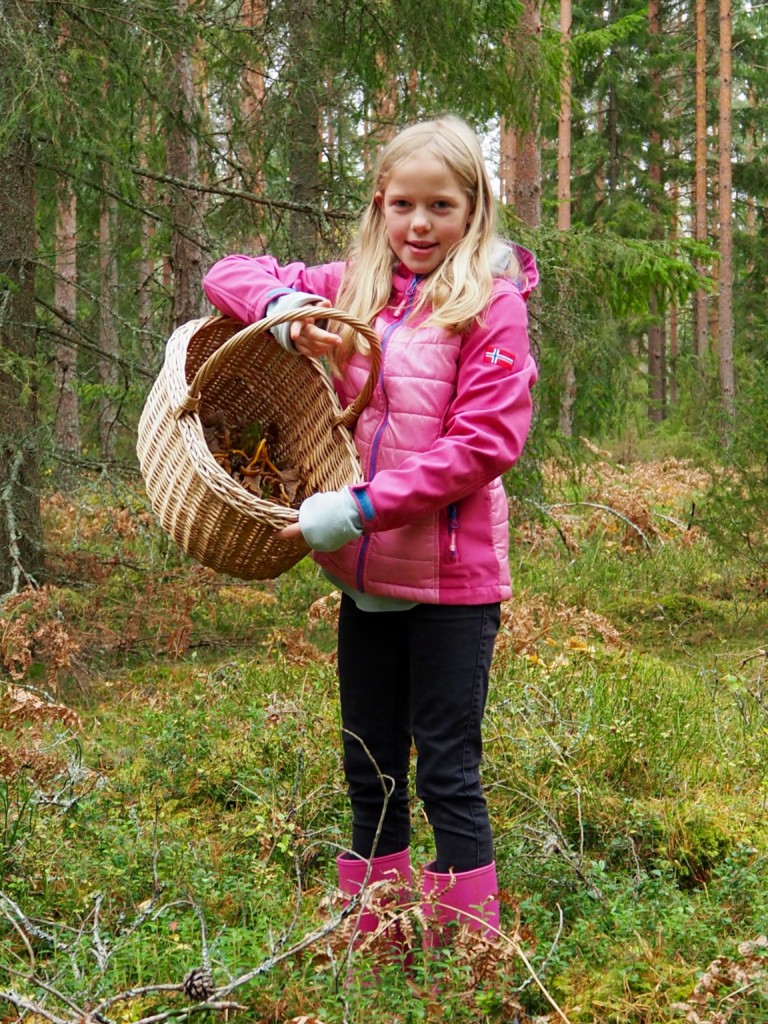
[483,347,516,369]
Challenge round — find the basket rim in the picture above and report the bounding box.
[174,308,382,429]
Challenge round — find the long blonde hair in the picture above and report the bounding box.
[331,115,520,368]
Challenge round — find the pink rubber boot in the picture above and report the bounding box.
[421,861,500,948]
[337,848,413,952]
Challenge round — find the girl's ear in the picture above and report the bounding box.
[374,190,384,209]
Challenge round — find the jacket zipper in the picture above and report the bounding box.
[355,274,422,592]
[448,503,459,560]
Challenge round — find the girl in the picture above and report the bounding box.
[203,115,538,952]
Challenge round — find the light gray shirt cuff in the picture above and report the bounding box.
[266,291,327,351]
[298,489,364,552]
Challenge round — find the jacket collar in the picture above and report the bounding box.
[391,261,419,298]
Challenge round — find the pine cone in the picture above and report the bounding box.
[182,966,215,1002]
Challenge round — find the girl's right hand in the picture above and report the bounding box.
[289,300,342,357]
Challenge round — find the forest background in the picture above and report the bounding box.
[1,1,767,1023]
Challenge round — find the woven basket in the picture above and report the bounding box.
[137,307,381,581]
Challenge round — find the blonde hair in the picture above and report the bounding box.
[331,115,520,367]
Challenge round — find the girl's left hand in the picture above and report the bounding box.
[277,490,362,552]
[278,521,307,543]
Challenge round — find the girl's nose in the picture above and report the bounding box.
[411,208,430,231]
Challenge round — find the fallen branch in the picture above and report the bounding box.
[0,989,70,1024]
[545,500,654,549]
[0,445,40,599]
[513,903,565,994]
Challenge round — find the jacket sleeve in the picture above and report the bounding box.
[202,254,346,324]
[265,291,328,351]
[350,283,538,533]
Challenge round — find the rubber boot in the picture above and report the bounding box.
[421,861,500,948]
[337,848,413,963]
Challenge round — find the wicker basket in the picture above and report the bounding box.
[137,307,381,581]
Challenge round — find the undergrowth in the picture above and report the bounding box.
[1,448,767,1023]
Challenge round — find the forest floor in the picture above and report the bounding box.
[1,445,767,1024]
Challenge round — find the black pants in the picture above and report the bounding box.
[337,594,500,873]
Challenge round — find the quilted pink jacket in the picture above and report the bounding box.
[202,250,538,604]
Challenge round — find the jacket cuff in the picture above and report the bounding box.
[266,290,327,351]
[298,489,363,552]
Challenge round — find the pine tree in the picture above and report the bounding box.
[718,0,735,427]
[0,0,43,593]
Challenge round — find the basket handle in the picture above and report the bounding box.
[176,307,382,430]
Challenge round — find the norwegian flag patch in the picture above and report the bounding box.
[483,347,516,369]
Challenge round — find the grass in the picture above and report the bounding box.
[1,454,767,1023]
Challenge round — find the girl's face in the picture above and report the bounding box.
[375,154,473,276]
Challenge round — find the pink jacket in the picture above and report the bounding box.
[202,250,538,604]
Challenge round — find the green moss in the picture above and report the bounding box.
[608,590,727,626]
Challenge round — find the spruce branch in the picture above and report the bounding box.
[130,165,356,222]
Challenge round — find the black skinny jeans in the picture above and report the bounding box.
[337,594,501,873]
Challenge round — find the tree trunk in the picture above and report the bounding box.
[594,101,605,204]
[53,181,80,465]
[668,177,680,410]
[239,0,267,249]
[745,85,756,339]
[499,117,516,206]
[138,121,159,368]
[513,123,542,231]
[508,0,542,373]
[557,0,575,436]
[668,303,679,407]
[168,0,205,329]
[558,362,577,436]
[0,2,42,593]
[373,54,398,140]
[667,9,683,411]
[513,0,542,229]
[52,17,80,485]
[607,83,619,195]
[98,187,119,460]
[363,63,398,174]
[648,292,666,423]
[286,0,322,262]
[557,0,572,233]
[718,0,735,426]
[693,0,709,363]
[647,0,665,423]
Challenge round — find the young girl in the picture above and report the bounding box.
[203,115,538,951]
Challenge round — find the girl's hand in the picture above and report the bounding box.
[290,300,342,358]
[277,491,363,551]
[277,521,307,543]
